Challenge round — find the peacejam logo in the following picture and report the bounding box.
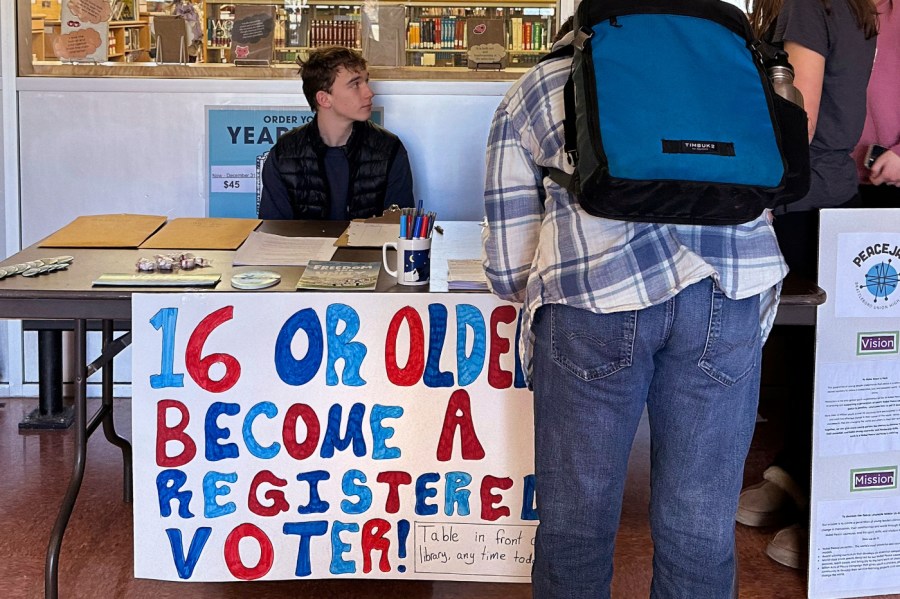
[851,467,898,492]
[851,243,900,310]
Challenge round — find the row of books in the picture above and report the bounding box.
[509,18,550,52]
[308,19,361,48]
[408,17,467,50]
[123,28,143,51]
[407,18,551,52]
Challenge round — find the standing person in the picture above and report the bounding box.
[482,26,788,599]
[853,0,900,205]
[258,46,415,220]
[736,0,878,570]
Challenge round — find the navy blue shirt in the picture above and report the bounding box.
[258,141,415,220]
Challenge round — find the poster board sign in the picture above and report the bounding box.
[467,19,507,69]
[809,209,900,598]
[154,15,189,64]
[230,4,276,65]
[132,293,535,582]
[206,107,383,218]
[55,0,110,63]
[361,6,406,67]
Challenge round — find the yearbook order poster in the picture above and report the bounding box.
[810,209,900,598]
[207,107,383,218]
[131,292,536,582]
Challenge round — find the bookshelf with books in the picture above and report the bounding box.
[201,0,554,68]
[204,0,362,64]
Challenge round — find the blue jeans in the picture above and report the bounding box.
[531,278,762,599]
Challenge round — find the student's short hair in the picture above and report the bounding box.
[299,46,368,111]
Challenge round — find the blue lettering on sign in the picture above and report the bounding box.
[444,471,472,516]
[321,403,367,458]
[156,469,194,518]
[297,470,331,514]
[340,469,372,514]
[330,521,359,574]
[456,304,486,386]
[424,304,454,387]
[165,527,212,579]
[205,402,240,461]
[203,471,237,518]
[275,308,324,386]
[325,304,367,386]
[415,472,440,516]
[243,402,280,459]
[283,521,329,576]
[370,404,403,460]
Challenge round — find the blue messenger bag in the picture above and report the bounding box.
[545,0,810,225]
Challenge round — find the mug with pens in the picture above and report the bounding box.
[383,206,436,286]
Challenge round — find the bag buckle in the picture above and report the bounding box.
[566,149,578,166]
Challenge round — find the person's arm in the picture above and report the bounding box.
[384,144,415,209]
[784,40,825,142]
[870,150,900,186]
[257,153,294,219]
[481,104,543,303]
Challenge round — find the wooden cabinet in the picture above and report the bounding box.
[109,20,153,62]
[31,17,46,61]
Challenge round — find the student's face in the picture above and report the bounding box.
[320,67,374,122]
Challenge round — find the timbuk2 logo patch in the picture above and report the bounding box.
[857,332,899,356]
[661,140,735,156]
[852,467,897,492]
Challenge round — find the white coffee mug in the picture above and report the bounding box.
[382,237,432,286]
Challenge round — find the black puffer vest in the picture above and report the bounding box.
[268,118,401,219]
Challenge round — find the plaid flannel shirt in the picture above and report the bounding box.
[482,56,788,379]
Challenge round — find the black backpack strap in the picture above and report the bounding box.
[562,74,577,168]
[543,74,578,194]
[538,43,579,193]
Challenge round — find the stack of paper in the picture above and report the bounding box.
[447,259,489,292]
[232,231,337,266]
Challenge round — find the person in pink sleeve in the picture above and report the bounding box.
[854,0,900,205]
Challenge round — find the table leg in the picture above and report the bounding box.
[19,329,74,430]
[45,319,87,599]
[99,319,133,503]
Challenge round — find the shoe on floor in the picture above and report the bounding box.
[763,465,808,510]
[766,523,808,570]
[736,480,793,527]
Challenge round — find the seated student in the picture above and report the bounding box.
[258,46,415,220]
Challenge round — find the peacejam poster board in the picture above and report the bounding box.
[132,293,536,582]
[206,107,383,219]
[809,209,900,598]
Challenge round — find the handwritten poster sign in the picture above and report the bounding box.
[132,293,536,582]
[207,107,383,218]
[56,0,110,62]
[230,4,276,65]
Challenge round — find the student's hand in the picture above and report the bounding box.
[870,150,900,187]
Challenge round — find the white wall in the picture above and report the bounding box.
[17,78,511,246]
